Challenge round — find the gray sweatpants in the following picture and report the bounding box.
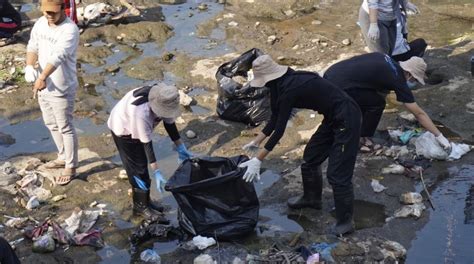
[358,7,397,55]
[38,94,78,169]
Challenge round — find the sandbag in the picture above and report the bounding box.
[216,48,271,126]
[165,156,259,240]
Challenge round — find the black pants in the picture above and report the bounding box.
[302,99,361,190]
[392,38,428,62]
[0,237,20,264]
[345,89,386,137]
[112,132,150,189]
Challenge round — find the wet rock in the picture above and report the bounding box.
[332,242,365,257]
[162,52,174,62]
[381,241,406,260]
[105,65,120,73]
[186,130,197,139]
[197,3,208,11]
[0,132,15,146]
[226,0,316,20]
[342,39,351,46]
[179,91,193,106]
[124,57,164,81]
[400,192,423,204]
[158,0,186,4]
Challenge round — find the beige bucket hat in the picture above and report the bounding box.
[250,55,288,87]
[399,56,427,85]
[148,83,181,119]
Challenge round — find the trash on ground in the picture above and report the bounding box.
[32,234,55,253]
[382,164,405,175]
[394,203,426,218]
[448,142,472,160]
[400,192,423,204]
[130,218,181,246]
[415,132,449,160]
[247,245,305,263]
[118,170,128,180]
[26,196,40,210]
[51,194,67,202]
[398,111,417,122]
[310,242,338,263]
[384,145,410,159]
[165,156,259,240]
[399,129,421,144]
[380,241,407,259]
[216,48,270,126]
[194,254,216,264]
[64,207,100,235]
[371,179,387,193]
[189,235,216,250]
[5,216,28,228]
[306,253,320,264]
[140,249,161,263]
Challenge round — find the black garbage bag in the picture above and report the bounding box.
[216,48,271,126]
[165,156,259,240]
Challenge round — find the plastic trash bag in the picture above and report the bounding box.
[415,132,449,160]
[165,156,259,240]
[215,48,271,126]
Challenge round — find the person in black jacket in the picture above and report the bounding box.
[0,237,21,264]
[240,55,362,236]
[324,53,451,150]
[0,0,21,41]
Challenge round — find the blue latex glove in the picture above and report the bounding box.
[154,169,166,193]
[176,143,193,163]
[133,176,149,191]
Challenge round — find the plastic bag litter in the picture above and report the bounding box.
[215,48,271,126]
[165,156,259,240]
[26,196,40,210]
[448,143,472,160]
[400,192,423,204]
[310,242,338,263]
[140,249,161,263]
[64,208,100,235]
[32,234,55,253]
[307,253,320,264]
[371,179,387,193]
[415,132,449,160]
[190,235,216,250]
[382,164,405,174]
[194,254,216,264]
[130,218,182,246]
[394,203,426,218]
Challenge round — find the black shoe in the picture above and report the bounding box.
[149,197,165,213]
[133,188,161,219]
[287,164,323,210]
[332,185,355,236]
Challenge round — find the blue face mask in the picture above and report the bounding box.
[406,80,417,89]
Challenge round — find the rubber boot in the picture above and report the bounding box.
[332,185,355,236]
[287,164,323,209]
[133,188,160,219]
[148,194,165,213]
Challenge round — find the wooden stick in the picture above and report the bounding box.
[420,170,435,210]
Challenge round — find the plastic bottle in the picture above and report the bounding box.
[140,249,161,264]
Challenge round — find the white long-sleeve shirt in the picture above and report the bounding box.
[107,87,175,143]
[27,16,79,97]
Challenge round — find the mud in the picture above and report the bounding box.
[0,0,473,263]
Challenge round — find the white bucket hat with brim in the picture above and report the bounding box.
[399,56,427,85]
[250,55,288,87]
[148,83,181,119]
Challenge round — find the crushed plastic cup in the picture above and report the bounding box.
[140,249,161,263]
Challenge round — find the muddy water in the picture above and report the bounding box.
[407,165,474,263]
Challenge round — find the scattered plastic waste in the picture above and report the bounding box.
[399,130,421,144]
[26,196,40,210]
[140,249,161,263]
[51,194,67,202]
[310,242,338,262]
[118,169,128,180]
[190,235,216,250]
[448,143,472,160]
[32,234,55,253]
[382,164,405,174]
[400,192,423,205]
[415,132,449,160]
[384,145,410,159]
[388,129,403,142]
[381,241,406,259]
[394,203,426,218]
[398,111,417,122]
[371,179,387,193]
[64,207,100,235]
[306,253,320,264]
[5,216,28,228]
[194,254,216,264]
[130,218,181,246]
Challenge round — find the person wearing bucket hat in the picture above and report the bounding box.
[324,52,450,150]
[107,83,194,219]
[240,55,362,236]
[25,0,80,185]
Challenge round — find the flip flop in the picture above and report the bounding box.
[44,160,66,169]
[56,171,77,186]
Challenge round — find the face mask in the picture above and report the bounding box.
[406,80,417,89]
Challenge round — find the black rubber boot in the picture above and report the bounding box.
[287,164,323,209]
[148,194,165,213]
[332,185,355,236]
[133,188,161,219]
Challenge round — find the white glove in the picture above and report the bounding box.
[24,65,39,83]
[367,23,380,41]
[238,157,261,183]
[242,140,259,156]
[406,2,420,15]
[435,133,451,150]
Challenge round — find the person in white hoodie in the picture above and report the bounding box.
[25,0,80,185]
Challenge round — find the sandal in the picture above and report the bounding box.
[56,169,77,186]
[44,159,66,169]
